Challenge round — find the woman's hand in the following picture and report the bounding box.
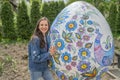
[49,46,56,56]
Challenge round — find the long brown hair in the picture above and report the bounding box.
[31,17,50,48]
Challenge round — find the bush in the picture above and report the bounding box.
[108,3,117,36]
[41,1,65,24]
[17,0,31,40]
[48,1,58,24]
[0,61,4,76]
[41,2,51,24]
[66,0,80,6]
[1,1,15,40]
[0,55,16,76]
[98,3,105,16]
[0,20,2,42]
[30,0,41,33]
[116,5,120,35]
[57,1,65,14]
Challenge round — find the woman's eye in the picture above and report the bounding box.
[41,24,43,26]
[45,24,48,26]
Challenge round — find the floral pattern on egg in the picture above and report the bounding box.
[50,1,114,80]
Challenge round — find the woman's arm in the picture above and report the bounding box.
[29,37,52,63]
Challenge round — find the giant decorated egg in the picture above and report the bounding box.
[49,1,114,80]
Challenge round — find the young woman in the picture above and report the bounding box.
[28,17,55,80]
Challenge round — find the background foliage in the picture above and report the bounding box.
[17,0,31,40]
[108,2,117,36]
[1,1,15,40]
[30,0,41,34]
[0,0,120,42]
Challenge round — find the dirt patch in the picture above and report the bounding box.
[0,43,30,80]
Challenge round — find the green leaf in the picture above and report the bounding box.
[85,43,92,49]
[72,56,78,61]
[65,38,73,43]
[53,53,60,65]
[62,31,66,38]
[75,33,81,39]
[54,58,61,65]
[66,33,72,38]
[69,76,73,80]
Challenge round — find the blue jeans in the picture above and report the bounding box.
[30,69,54,80]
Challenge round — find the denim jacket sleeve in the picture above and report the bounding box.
[47,34,51,51]
[28,37,51,63]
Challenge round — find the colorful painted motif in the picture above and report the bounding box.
[50,1,114,80]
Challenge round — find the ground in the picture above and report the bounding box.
[0,42,58,80]
[0,39,120,80]
[0,42,30,80]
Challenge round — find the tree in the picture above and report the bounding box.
[0,22,2,41]
[1,1,15,40]
[0,0,4,17]
[30,0,41,33]
[57,0,65,13]
[98,2,105,16]
[116,5,120,35]
[0,0,9,13]
[92,0,102,8]
[17,0,31,40]
[84,0,93,5]
[108,3,117,36]
[41,2,49,21]
[66,0,80,6]
[41,1,60,24]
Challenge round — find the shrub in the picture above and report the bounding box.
[41,1,65,24]
[116,5,120,35]
[108,3,117,36]
[1,1,15,40]
[17,0,31,40]
[30,0,41,33]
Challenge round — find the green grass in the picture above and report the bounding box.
[0,19,2,41]
[0,38,29,45]
[0,54,16,76]
[0,61,4,76]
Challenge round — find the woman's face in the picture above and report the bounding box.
[39,20,49,34]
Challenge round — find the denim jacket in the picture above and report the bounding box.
[28,35,52,72]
